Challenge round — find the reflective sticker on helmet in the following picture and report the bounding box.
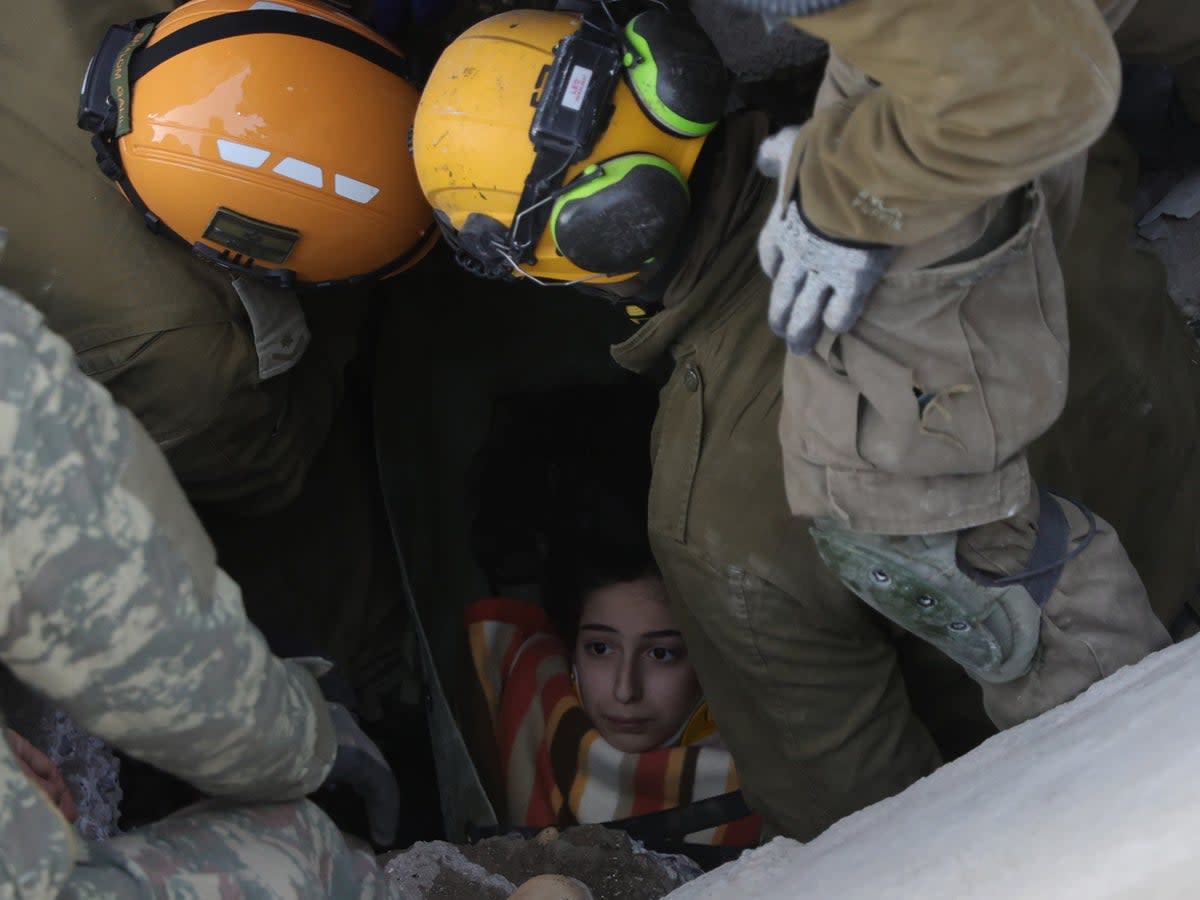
[217,139,270,169]
[272,157,323,188]
[334,174,380,204]
[249,1,298,11]
[562,65,593,112]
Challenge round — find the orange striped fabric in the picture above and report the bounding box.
[465,597,761,847]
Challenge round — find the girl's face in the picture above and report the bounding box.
[573,575,702,753]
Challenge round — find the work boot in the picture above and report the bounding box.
[957,484,1170,728]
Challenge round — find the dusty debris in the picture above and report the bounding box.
[383,825,703,900]
[383,840,516,899]
[509,874,594,900]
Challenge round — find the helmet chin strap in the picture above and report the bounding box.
[496,247,604,288]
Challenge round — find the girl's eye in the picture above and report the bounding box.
[648,646,684,663]
[585,641,613,657]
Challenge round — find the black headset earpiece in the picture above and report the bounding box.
[550,153,691,274]
[621,8,729,137]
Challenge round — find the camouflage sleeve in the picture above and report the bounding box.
[0,287,336,803]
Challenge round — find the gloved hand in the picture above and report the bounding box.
[323,703,401,847]
[756,126,896,356]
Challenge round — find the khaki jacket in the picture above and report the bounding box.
[788,0,1144,246]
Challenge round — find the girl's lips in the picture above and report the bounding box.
[602,716,651,733]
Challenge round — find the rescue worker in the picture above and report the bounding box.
[0,0,437,731]
[0,284,410,899]
[0,0,434,515]
[410,4,1200,840]
[716,0,1200,798]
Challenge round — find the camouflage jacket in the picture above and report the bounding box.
[0,289,336,900]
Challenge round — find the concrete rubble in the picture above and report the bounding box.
[384,825,703,900]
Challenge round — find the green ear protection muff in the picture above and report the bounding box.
[543,9,725,275]
[621,9,729,138]
[550,153,691,274]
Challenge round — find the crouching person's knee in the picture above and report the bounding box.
[813,484,1169,730]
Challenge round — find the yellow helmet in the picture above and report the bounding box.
[413,7,728,285]
[79,0,436,288]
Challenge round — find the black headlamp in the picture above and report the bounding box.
[445,8,624,280]
[78,16,164,178]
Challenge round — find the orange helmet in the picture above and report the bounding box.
[79,0,436,288]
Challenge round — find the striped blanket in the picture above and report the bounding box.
[465,597,761,847]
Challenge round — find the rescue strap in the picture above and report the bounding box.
[605,788,753,844]
[964,488,1095,608]
[468,789,754,866]
[127,9,411,84]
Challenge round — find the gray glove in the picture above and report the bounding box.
[756,126,895,355]
[324,703,400,846]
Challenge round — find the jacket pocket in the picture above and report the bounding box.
[789,179,1068,483]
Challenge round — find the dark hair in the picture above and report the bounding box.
[469,383,659,642]
[541,486,660,644]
